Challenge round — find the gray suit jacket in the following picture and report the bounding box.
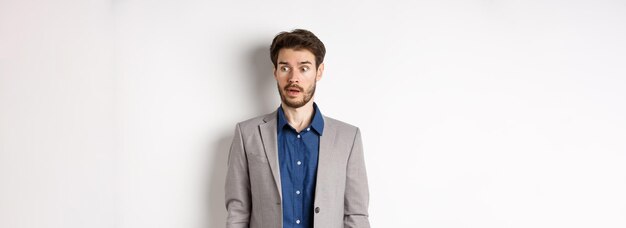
[225,111,370,228]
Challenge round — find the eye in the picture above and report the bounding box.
[280,66,290,72]
[301,66,309,72]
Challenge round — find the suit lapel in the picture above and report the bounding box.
[315,116,336,201]
[259,112,282,198]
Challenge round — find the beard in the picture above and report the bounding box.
[278,82,316,109]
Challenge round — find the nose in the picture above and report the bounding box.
[287,70,301,83]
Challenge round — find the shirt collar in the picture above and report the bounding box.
[277,102,324,135]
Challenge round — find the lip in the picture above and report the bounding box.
[286,89,300,96]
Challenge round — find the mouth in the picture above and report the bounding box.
[285,87,301,97]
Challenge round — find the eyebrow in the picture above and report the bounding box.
[277,61,313,66]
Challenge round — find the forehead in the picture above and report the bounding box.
[277,48,316,65]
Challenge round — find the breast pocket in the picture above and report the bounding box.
[247,148,269,165]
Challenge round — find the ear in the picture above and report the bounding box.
[316,63,324,82]
[273,66,278,80]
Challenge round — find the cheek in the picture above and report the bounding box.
[278,76,289,83]
[276,79,289,89]
[304,71,318,79]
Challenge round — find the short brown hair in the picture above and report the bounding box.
[270,29,326,69]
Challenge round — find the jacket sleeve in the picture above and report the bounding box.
[225,123,251,228]
[344,128,371,228]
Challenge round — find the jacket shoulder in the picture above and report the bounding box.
[323,115,359,133]
[234,112,274,133]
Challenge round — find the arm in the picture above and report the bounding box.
[225,123,251,228]
[344,128,371,228]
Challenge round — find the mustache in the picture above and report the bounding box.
[284,84,304,92]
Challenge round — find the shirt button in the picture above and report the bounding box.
[297,161,302,165]
[296,219,301,224]
[306,127,310,131]
[297,134,301,138]
[296,190,301,195]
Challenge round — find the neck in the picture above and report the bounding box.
[281,100,315,132]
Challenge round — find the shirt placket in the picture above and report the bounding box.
[294,131,305,226]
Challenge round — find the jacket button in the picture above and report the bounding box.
[315,207,320,213]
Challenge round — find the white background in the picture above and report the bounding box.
[1,0,625,227]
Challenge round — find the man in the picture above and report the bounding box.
[225,29,370,228]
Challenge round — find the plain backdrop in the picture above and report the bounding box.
[1,0,625,227]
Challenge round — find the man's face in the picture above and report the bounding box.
[274,48,324,109]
